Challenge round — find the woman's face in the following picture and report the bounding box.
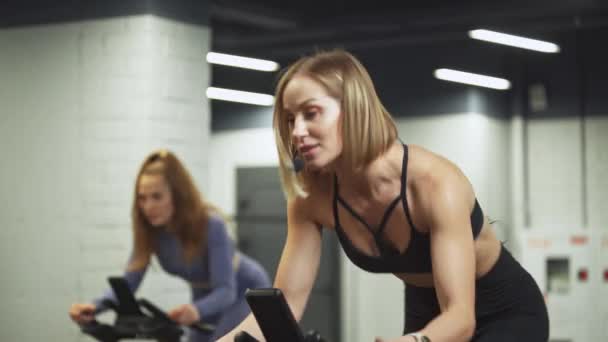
[137,173,175,227]
[283,75,342,171]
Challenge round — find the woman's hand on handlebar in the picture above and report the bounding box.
[168,304,200,325]
[69,303,96,324]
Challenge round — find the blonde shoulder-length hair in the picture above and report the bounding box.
[273,49,398,200]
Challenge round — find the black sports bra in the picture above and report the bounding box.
[332,144,484,273]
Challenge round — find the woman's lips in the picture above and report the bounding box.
[300,145,318,158]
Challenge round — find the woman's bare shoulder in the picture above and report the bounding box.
[290,174,334,228]
[408,144,476,211]
[408,144,467,181]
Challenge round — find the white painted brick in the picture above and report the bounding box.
[114,75,164,100]
[80,32,104,62]
[79,146,132,166]
[0,233,80,294]
[79,225,131,249]
[190,163,210,192]
[165,71,200,101]
[127,14,178,36]
[97,163,139,188]
[81,53,128,79]
[182,103,207,123]
[80,196,132,215]
[12,179,82,219]
[31,29,79,60]
[166,58,205,84]
[81,119,143,141]
[177,147,207,166]
[2,294,81,340]
[586,116,608,230]
[165,58,188,80]
[82,248,130,270]
[178,22,210,54]
[80,75,106,99]
[81,96,149,122]
[167,30,206,61]
[81,181,132,206]
[82,45,161,81]
[159,138,202,154]
[132,75,165,98]
[125,55,162,78]
[81,76,127,101]
[87,76,145,100]
[147,100,185,122]
[147,120,204,142]
[83,75,165,101]
[3,23,78,56]
[79,208,131,228]
[104,31,168,59]
[127,14,161,33]
[1,15,211,342]
[528,118,583,229]
[81,17,128,37]
[81,204,131,226]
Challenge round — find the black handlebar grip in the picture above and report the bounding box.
[234,331,259,342]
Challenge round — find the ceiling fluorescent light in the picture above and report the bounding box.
[207,52,280,71]
[434,68,511,90]
[206,87,275,106]
[469,29,560,53]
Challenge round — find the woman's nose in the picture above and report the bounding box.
[291,116,308,138]
[141,200,153,212]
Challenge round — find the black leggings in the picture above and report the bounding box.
[404,245,549,341]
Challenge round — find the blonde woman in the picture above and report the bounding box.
[219,50,548,342]
[69,150,270,342]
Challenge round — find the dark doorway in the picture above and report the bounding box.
[236,166,341,342]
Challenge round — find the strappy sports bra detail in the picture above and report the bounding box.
[332,144,484,274]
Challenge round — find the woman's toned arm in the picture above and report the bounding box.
[414,163,477,342]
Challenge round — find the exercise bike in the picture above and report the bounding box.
[80,276,214,342]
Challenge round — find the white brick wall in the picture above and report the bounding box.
[0,15,210,341]
[511,114,608,235]
[527,118,584,230]
[511,113,608,342]
[585,116,608,231]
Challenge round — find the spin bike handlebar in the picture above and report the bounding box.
[79,276,215,342]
